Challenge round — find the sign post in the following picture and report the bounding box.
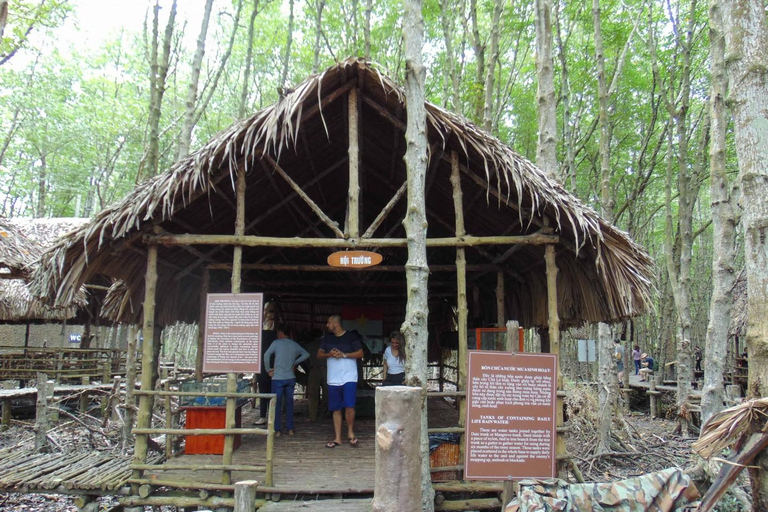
[202,293,263,373]
[464,350,557,480]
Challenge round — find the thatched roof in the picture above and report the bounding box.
[31,58,654,328]
[0,218,89,322]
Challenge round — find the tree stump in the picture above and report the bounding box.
[372,386,422,512]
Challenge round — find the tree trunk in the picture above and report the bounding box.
[176,0,214,160]
[469,0,484,123]
[36,154,46,218]
[535,0,557,180]
[719,0,768,505]
[553,1,573,190]
[144,0,177,181]
[482,0,502,133]
[312,0,325,73]
[439,0,462,114]
[596,322,614,454]
[402,0,434,508]
[239,0,260,118]
[280,0,295,90]
[364,0,372,59]
[702,0,739,423]
[593,0,613,217]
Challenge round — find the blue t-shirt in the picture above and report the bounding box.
[321,331,362,385]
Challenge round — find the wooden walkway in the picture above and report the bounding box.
[260,498,372,511]
[0,447,162,494]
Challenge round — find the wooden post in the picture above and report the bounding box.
[79,376,90,414]
[496,271,506,327]
[348,87,360,238]
[544,240,566,478]
[649,379,658,419]
[164,380,173,459]
[373,386,422,512]
[450,150,468,475]
[196,269,209,382]
[124,325,138,444]
[222,373,237,485]
[265,396,276,486]
[234,479,259,512]
[54,351,63,383]
[132,240,159,488]
[1,398,10,431]
[502,320,520,504]
[34,372,49,452]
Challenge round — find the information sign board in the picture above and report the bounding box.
[202,293,263,373]
[464,350,557,480]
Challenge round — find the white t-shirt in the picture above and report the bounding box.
[384,346,405,375]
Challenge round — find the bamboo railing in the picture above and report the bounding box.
[129,388,276,490]
[0,346,128,382]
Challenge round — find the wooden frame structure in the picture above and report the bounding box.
[30,58,654,506]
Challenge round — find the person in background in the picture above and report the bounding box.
[264,324,309,436]
[614,339,625,385]
[254,302,278,425]
[694,345,703,372]
[632,345,642,375]
[303,329,327,422]
[639,353,655,382]
[319,314,363,448]
[382,331,406,386]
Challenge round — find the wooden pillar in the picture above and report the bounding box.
[223,168,246,486]
[502,320,521,504]
[196,269,209,382]
[124,325,138,444]
[348,87,360,238]
[234,480,259,512]
[496,271,506,327]
[2,398,11,430]
[450,150,468,473]
[34,372,50,452]
[132,240,159,487]
[373,386,423,511]
[544,241,566,478]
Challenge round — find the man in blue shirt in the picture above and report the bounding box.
[264,324,309,436]
[319,314,363,448]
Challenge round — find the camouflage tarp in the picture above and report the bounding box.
[506,467,700,512]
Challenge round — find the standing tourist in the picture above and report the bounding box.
[632,345,642,375]
[319,314,363,448]
[303,329,327,422]
[254,302,278,425]
[382,331,406,386]
[614,339,625,385]
[264,324,309,436]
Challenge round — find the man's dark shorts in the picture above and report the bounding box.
[328,382,357,411]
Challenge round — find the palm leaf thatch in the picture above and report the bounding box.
[0,218,89,322]
[692,397,768,460]
[30,58,653,327]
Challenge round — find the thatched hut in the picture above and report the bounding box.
[0,218,88,323]
[27,59,654,501]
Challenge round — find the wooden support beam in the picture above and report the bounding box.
[208,263,505,272]
[262,154,345,238]
[496,271,505,326]
[348,88,360,238]
[232,170,246,293]
[222,373,237,485]
[450,150,468,479]
[234,480,259,512]
[545,240,567,478]
[362,180,407,239]
[196,269,209,382]
[132,238,159,489]
[148,233,558,249]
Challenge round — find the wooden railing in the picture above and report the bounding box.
[0,346,128,382]
[129,387,276,492]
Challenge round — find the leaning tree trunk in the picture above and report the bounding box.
[701,0,739,424]
[718,0,768,505]
[402,0,434,509]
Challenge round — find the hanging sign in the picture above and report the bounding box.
[203,293,263,373]
[327,250,383,269]
[465,350,557,480]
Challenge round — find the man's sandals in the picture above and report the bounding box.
[348,437,359,447]
[326,441,341,448]
[325,438,359,448]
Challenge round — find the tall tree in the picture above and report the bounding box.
[402,0,433,508]
[176,0,214,160]
[718,0,768,504]
[239,0,260,118]
[535,0,557,179]
[142,0,178,181]
[701,0,739,423]
[312,0,325,73]
[280,0,294,90]
[481,0,502,133]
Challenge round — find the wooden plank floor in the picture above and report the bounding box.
[260,498,372,511]
[145,396,460,494]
